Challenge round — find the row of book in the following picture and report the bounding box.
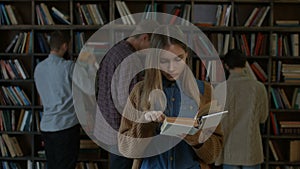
[75,3,107,25]
[243,6,270,27]
[141,3,191,25]
[1,2,117,26]
[203,31,298,58]
[0,134,23,158]
[115,3,270,27]
[75,32,86,54]
[191,32,264,57]
[4,31,108,54]
[5,32,49,54]
[249,61,268,82]
[36,33,50,54]
[0,109,45,133]
[36,3,70,25]
[290,140,300,162]
[3,31,296,58]
[269,139,300,162]
[280,121,300,135]
[193,58,268,83]
[75,34,110,55]
[237,33,268,56]
[115,1,135,25]
[0,59,29,80]
[2,2,299,27]
[269,139,284,161]
[270,87,300,110]
[0,86,31,106]
[2,2,107,26]
[3,32,287,57]
[163,4,194,25]
[0,109,32,132]
[195,32,268,57]
[5,32,33,54]
[192,59,224,83]
[270,33,299,57]
[270,112,300,136]
[0,4,23,25]
[166,4,192,25]
[0,161,22,169]
[282,64,300,83]
[142,3,158,21]
[194,4,231,27]
[246,33,267,56]
[194,62,299,99]
[271,61,300,83]
[271,61,282,83]
[213,4,231,27]
[271,88,291,109]
[115,3,232,26]
[0,161,105,169]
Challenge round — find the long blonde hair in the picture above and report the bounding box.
[140,25,200,111]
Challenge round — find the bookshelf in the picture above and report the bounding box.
[0,0,110,169]
[0,0,299,169]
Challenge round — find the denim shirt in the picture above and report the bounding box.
[141,78,205,169]
[34,54,79,131]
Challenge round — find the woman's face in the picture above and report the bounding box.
[159,44,187,81]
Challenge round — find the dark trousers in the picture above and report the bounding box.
[109,152,133,169]
[42,124,80,169]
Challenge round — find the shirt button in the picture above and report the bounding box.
[170,156,173,161]
[171,98,175,102]
[190,106,193,110]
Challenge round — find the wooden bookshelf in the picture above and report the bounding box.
[0,0,110,169]
[0,0,299,169]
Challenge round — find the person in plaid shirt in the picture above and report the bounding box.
[96,20,159,169]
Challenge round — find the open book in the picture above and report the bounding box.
[160,110,228,136]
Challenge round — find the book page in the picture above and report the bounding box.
[199,110,228,129]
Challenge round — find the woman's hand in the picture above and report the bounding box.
[144,111,165,123]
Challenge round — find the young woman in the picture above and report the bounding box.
[118,25,223,169]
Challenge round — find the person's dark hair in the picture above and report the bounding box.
[49,31,71,51]
[224,49,246,69]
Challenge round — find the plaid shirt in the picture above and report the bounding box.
[97,40,142,131]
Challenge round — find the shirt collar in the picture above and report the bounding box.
[49,53,63,60]
[162,76,181,88]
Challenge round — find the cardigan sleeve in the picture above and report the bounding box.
[190,81,224,164]
[192,124,223,164]
[118,82,158,158]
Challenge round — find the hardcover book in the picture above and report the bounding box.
[160,110,228,136]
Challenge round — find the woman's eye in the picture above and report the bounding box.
[175,57,182,62]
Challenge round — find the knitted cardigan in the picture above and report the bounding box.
[118,81,223,169]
